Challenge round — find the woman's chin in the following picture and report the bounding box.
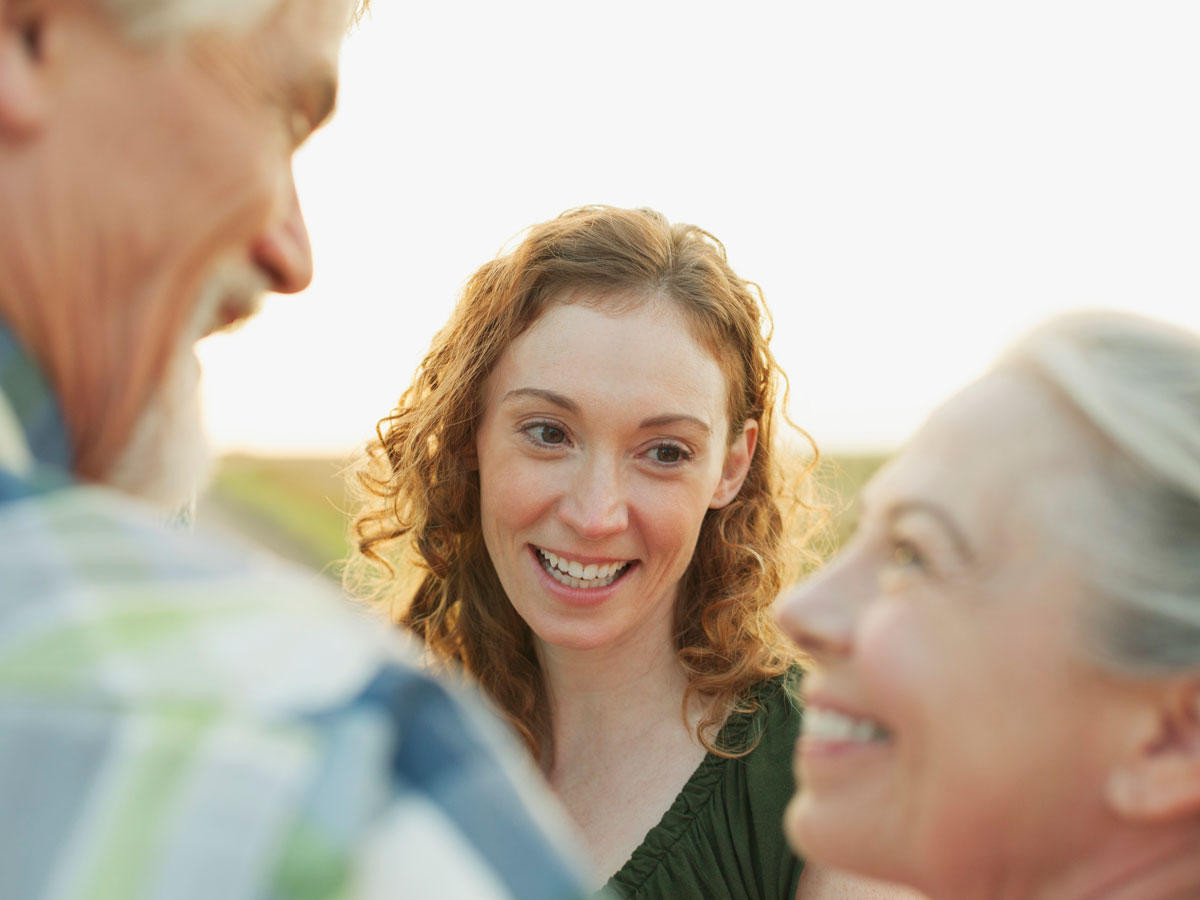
[530,622,625,654]
[784,790,895,885]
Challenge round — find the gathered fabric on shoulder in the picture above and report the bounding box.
[603,669,804,900]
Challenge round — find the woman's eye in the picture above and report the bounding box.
[648,443,691,464]
[525,423,567,446]
[887,539,924,570]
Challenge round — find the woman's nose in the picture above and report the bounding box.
[775,557,862,660]
[558,457,628,540]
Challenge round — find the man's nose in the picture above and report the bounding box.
[774,554,865,660]
[251,174,313,295]
[558,457,629,540]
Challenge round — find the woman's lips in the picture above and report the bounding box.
[803,705,892,743]
[527,545,637,604]
[534,546,632,588]
[796,699,894,773]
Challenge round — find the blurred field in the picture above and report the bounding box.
[204,455,357,577]
[204,452,888,579]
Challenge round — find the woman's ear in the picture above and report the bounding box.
[709,419,758,509]
[0,0,48,139]
[1105,680,1200,823]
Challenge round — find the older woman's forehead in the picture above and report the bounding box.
[870,372,1101,525]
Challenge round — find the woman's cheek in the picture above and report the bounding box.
[855,597,936,714]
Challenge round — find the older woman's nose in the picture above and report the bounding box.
[558,457,629,540]
[775,561,859,660]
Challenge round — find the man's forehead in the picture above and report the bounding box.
[252,0,354,102]
[268,0,355,57]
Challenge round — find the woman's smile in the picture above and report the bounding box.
[796,700,895,782]
[532,546,636,590]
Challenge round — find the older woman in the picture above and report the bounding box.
[776,311,1200,899]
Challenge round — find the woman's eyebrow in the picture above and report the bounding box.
[502,387,578,413]
[500,390,711,434]
[887,500,977,564]
[638,413,711,435]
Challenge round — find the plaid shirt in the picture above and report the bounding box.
[0,322,588,900]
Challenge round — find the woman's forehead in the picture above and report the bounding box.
[867,371,1104,533]
[487,300,730,419]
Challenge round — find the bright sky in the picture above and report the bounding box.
[198,1,1200,457]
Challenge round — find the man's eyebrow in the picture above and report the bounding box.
[502,388,579,414]
[885,499,977,564]
[287,66,338,131]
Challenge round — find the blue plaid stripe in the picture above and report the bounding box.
[0,318,589,899]
[0,319,72,480]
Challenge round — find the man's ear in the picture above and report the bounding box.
[0,0,47,138]
[709,419,758,509]
[1105,680,1200,823]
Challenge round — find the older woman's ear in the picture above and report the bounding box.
[1105,681,1200,823]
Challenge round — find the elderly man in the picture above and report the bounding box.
[0,1,586,897]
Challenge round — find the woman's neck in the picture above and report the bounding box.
[1034,825,1200,900]
[537,600,701,777]
[931,822,1200,900]
[535,600,716,886]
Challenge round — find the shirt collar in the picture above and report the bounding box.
[0,316,73,481]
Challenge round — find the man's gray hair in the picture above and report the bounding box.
[1005,311,1200,675]
[94,0,281,40]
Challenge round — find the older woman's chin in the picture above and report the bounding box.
[784,788,913,892]
[782,789,808,857]
[783,789,845,868]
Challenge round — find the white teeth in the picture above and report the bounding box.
[804,707,890,742]
[536,549,630,588]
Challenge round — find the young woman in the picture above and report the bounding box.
[350,206,904,898]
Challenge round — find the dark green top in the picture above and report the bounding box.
[602,670,805,899]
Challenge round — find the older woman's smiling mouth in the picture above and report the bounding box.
[803,707,892,744]
[534,547,635,589]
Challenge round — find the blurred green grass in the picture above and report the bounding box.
[205,452,888,579]
[206,455,355,577]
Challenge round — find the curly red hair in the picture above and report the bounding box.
[348,206,821,765]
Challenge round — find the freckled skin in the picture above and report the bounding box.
[475,295,753,655]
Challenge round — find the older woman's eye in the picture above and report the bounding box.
[877,539,926,592]
[889,540,924,570]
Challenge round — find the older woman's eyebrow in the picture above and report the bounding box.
[502,388,579,413]
[887,500,977,564]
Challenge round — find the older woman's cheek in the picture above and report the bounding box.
[855,597,931,712]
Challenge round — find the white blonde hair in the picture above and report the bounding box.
[1005,311,1200,674]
